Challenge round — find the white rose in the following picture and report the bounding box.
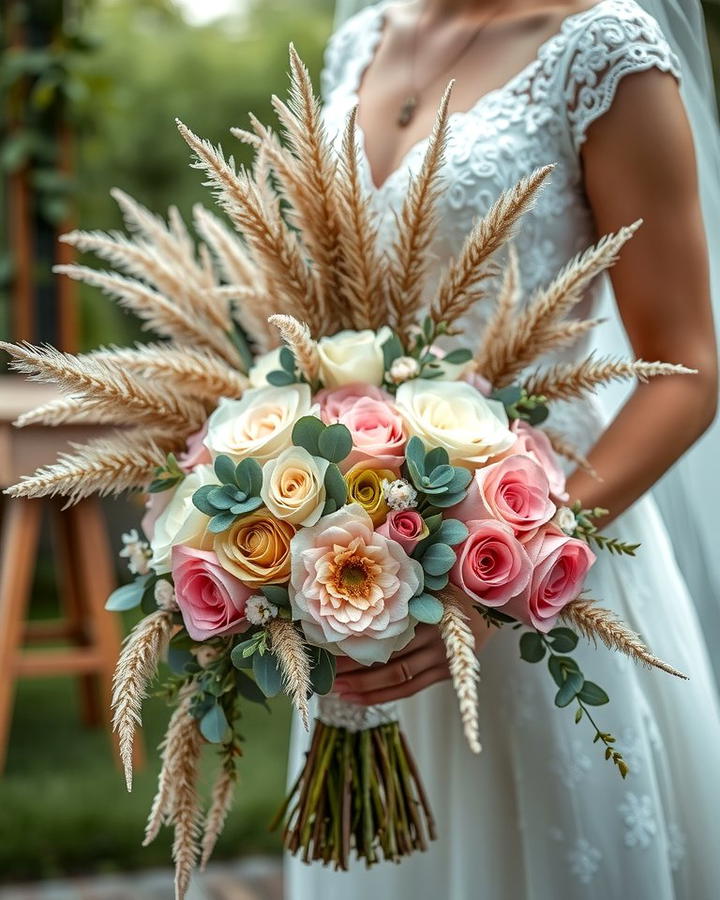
[204,384,317,464]
[149,465,217,574]
[260,446,330,526]
[394,379,516,467]
[248,347,283,388]
[317,327,392,388]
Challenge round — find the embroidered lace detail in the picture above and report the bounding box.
[567,836,603,884]
[666,822,686,871]
[619,792,657,849]
[316,694,398,730]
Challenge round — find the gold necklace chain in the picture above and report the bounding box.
[398,1,509,128]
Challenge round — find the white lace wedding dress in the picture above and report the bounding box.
[286,1,720,896]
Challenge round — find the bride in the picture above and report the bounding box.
[287,0,720,897]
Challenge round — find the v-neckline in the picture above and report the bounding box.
[350,0,613,191]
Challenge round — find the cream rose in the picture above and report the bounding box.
[204,384,317,464]
[394,379,516,467]
[317,327,392,388]
[248,347,283,388]
[149,465,217,574]
[260,446,330,526]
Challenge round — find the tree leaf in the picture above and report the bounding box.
[578,681,610,706]
[421,542,457,576]
[519,631,546,663]
[308,647,336,695]
[292,415,325,455]
[200,703,229,743]
[253,651,283,698]
[317,423,353,463]
[214,454,237,486]
[409,593,444,624]
[547,627,579,653]
[105,577,149,612]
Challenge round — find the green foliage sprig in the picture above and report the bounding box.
[491,385,549,426]
[148,452,185,493]
[405,436,472,509]
[192,454,263,532]
[266,346,300,386]
[292,415,352,515]
[381,324,473,388]
[571,501,641,556]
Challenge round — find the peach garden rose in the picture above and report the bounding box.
[289,504,423,664]
[214,510,295,588]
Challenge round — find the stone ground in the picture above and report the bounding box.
[0,858,282,900]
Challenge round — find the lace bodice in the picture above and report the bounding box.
[321,0,680,448]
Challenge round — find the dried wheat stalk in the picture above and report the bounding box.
[171,717,204,900]
[482,222,640,386]
[3,429,168,504]
[432,166,552,332]
[439,590,482,754]
[1,342,207,431]
[200,766,236,870]
[14,394,130,428]
[267,314,319,384]
[562,596,687,679]
[111,609,174,791]
[177,120,321,332]
[524,355,696,402]
[334,106,387,330]
[386,83,452,341]
[268,618,311,731]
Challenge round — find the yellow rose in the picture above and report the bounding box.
[394,379,516,467]
[214,511,295,587]
[317,327,392,388]
[345,465,397,526]
[204,384,317,464]
[260,446,330,526]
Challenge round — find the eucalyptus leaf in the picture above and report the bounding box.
[105,577,149,612]
[208,487,237,510]
[322,498,338,516]
[442,348,473,364]
[267,369,296,386]
[421,543,457,576]
[424,446,449,470]
[382,332,404,369]
[214,454,237,486]
[422,571,449,591]
[260,585,291,608]
[279,346,296,373]
[209,512,238,533]
[548,654,583,689]
[547,627,579,653]
[426,465,455,488]
[236,457,263,496]
[167,645,196,675]
[435,519,469,547]
[406,437,426,475]
[193,484,220,516]
[292,416,325,455]
[324,463,347,508]
[235,670,270,707]
[140,576,161,614]
[409,593,444,624]
[309,647,336,695]
[200,703,230,743]
[318,423,353,463]
[431,490,469,508]
[519,631,546,663]
[578,681,609,706]
[253,651,283,698]
[554,671,584,708]
[230,639,256,669]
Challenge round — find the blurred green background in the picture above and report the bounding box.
[1,0,720,886]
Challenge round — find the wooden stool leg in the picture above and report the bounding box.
[53,502,102,726]
[0,499,43,773]
[68,500,145,769]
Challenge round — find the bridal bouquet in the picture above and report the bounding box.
[1,48,689,897]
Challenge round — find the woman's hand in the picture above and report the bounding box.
[333,599,492,706]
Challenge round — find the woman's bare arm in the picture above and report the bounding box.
[567,68,718,518]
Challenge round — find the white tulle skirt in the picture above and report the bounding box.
[286,493,720,899]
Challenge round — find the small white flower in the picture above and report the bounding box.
[388,355,421,385]
[154,578,178,611]
[119,529,152,576]
[246,594,279,626]
[553,506,577,535]
[191,645,222,668]
[382,478,418,511]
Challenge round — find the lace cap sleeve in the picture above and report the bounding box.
[320,6,375,103]
[561,0,682,152]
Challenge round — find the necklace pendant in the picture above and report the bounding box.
[397,96,418,128]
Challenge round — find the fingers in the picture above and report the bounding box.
[334,625,438,676]
[340,665,450,705]
[335,643,444,696]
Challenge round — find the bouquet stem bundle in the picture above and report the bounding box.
[274,699,436,868]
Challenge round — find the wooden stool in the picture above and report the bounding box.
[0,377,141,773]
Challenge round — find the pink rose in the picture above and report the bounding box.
[453,455,556,542]
[377,509,429,554]
[504,421,568,502]
[451,519,532,606]
[141,490,172,542]
[503,525,596,632]
[172,545,251,641]
[315,382,406,473]
[460,370,492,396]
[179,422,212,472]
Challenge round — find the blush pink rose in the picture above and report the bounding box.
[315,382,406,473]
[179,422,212,472]
[453,455,556,542]
[503,420,568,502]
[503,525,596,632]
[460,370,492,396]
[377,509,429,554]
[451,519,532,606]
[172,544,251,641]
[141,490,172,542]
